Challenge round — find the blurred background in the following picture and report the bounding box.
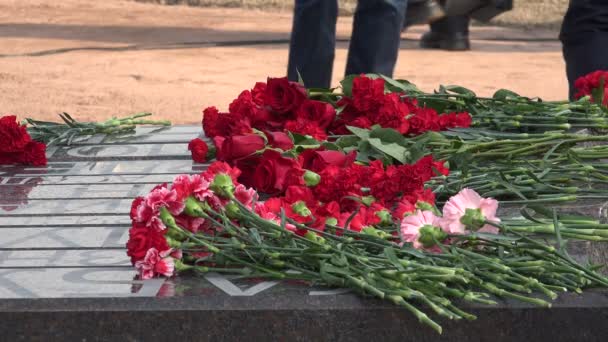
[0,0,568,123]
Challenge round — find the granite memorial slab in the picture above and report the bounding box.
[1,125,607,341]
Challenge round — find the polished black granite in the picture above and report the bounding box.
[1,125,607,341]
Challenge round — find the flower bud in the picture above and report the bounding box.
[225,202,240,219]
[460,208,485,231]
[325,217,338,226]
[304,231,325,244]
[210,173,235,198]
[159,206,177,229]
[303,170,320,186]
[184,196,205,217]
[292,201,312,217]
[375,209,392,225]
[174,259,193,272]
[361,196,375,207]
[418,225,447,248]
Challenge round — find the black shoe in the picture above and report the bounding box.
[403,0,445,30]
[419,30,470,51]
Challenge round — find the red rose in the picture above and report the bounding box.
[234,155,261,188]
[253,150,301,194]
[215,134,265,163]
[300,149,356,172]
[264,77,307,114]
[126,224,170,265]
[188,138,209,163]
[352,75,385,112]
[0,115,32,153]
[295,100,336,129]
[265,131,294,151]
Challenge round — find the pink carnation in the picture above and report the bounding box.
[133,186,185,232]
[400,210,445,251]
[234,184,257,209]
[146,187,185,215]
[135,248,175,279]
[441,188,500,234]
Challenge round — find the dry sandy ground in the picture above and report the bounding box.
[0,0,566,124]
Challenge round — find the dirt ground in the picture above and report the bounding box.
[0,0,567,124]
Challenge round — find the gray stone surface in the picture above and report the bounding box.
[1,125,608,341]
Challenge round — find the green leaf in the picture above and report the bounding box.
[384,247,405,271]
[444,85,476,97]
[346,125,371,140]
[289,132,320,146]
[340,75,358,97]
[369,127,407,146]
[296,70,305,87]
[493,89,520,100]
[249,228,262,244]
[591,76,606,109]
[335,135,361,148]
[368,137,408,163]
[379,75,421,94]
[321,142,341,151]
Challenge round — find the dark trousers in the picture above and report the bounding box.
[287,0,408,88]
[560,1,608,99]
[562,33,608,99]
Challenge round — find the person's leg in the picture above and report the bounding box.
[287,0,338,88]
[420,15,470,51]
[562,33,608,99]
[560,1,608,99]
[345,0,407,77]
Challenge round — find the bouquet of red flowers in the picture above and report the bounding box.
[126,161,608,334]
[0,115,47,166]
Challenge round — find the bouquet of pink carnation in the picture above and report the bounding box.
[127,161,608,334]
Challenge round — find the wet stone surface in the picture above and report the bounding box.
[0,125,607,341]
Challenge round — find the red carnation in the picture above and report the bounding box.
[352,75,385,112]
[409,107,441,135]
[188,138,209,163]
[295,100,336,129]
[130,197,145,221]
[251,82,267,105]
[574,70,608,106]
[374,93,410,134]
[0,115,31,153]
[20,141,47,166]
[201,107,222,138]
[202,161,242,184]
[126,224,170,265]
[284,185,317,208]
[284,119,327,141]
[264,77,307,114]
[229,90,271,129]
